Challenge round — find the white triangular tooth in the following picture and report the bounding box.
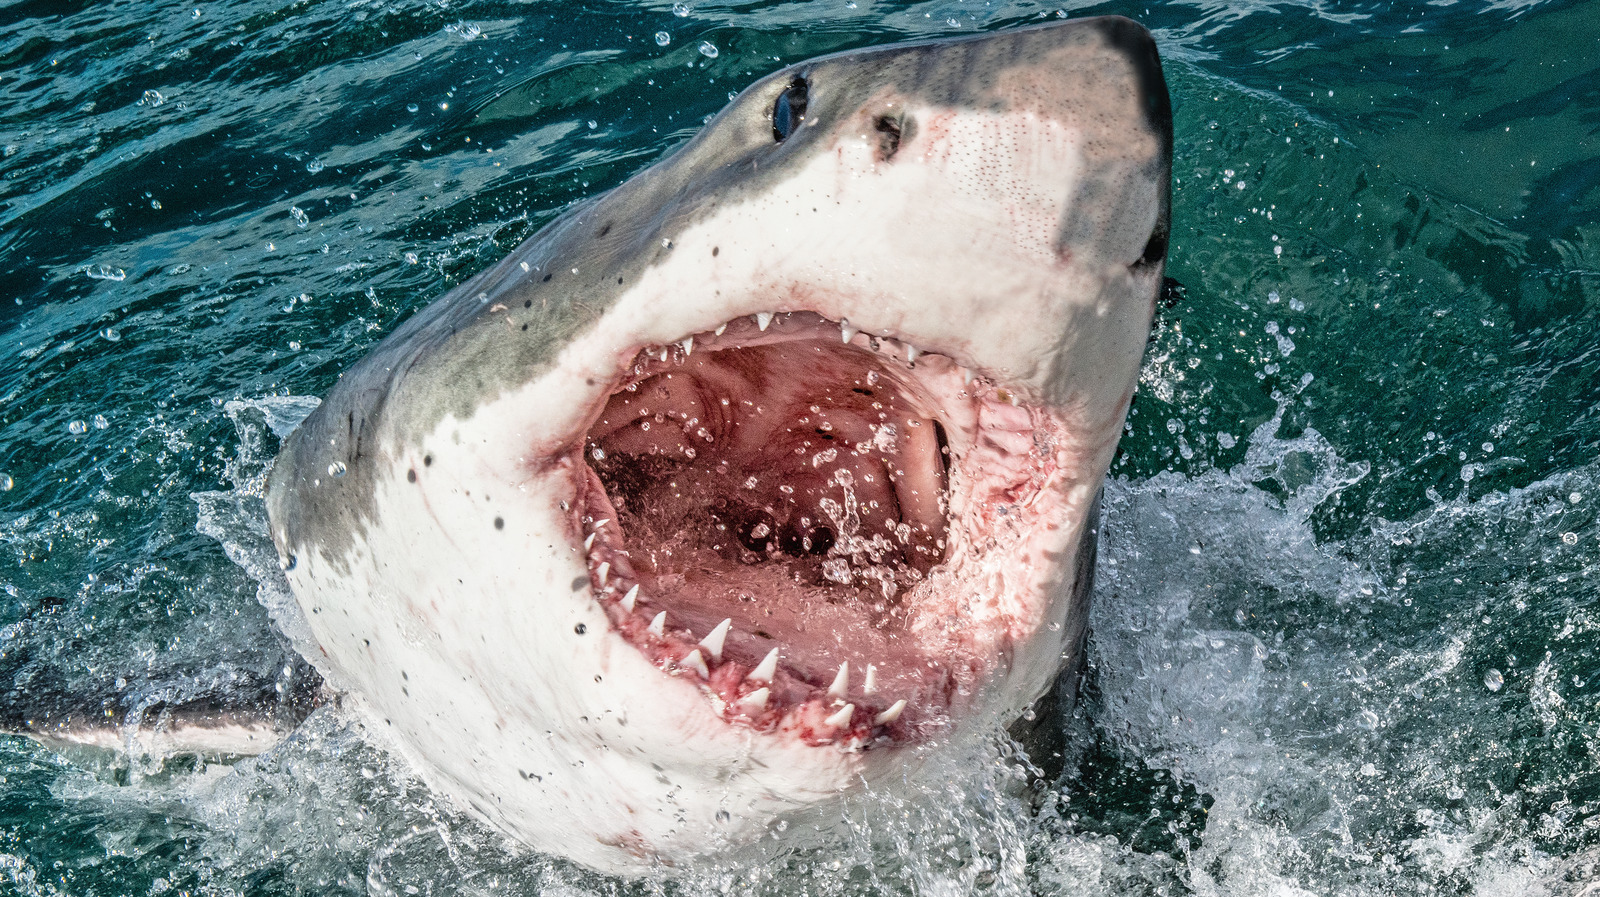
[738,687,769,714]
[621,584,639,612]
[755,312,773,331]
[874,699,906,725]
[840,319,856,343]
[596,562,609,586]
[659,347,669,362]
[714,323,727,337]
[749,648,779,683]
[584,532,596,551]
[824,704,855,729]
[648,612,666,637]
[680,649,709,678]
[905,345,919,364]
[592,518,610,529]
[962,368,974,386]
[827,661,850,700]
[680,337,694,355]
[699,618,732,661]
[862,664,878,695]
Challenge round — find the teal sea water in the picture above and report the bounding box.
[1,0,1597,894]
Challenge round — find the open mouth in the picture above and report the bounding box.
[575,312,1068,750]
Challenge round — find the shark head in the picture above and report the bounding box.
[266,16,1170,875]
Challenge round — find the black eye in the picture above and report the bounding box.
[772,77,808,142]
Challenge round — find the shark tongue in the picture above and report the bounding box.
[575,312,1047,745]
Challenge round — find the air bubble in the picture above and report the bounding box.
[306,159,324,173]
[672,1,690,14]
[68,420,88,435]
[100,327,120,341]
[328,461,347,477]
[698,41,718,58]
[0,474,11,491]
[1483,669,1504,692]
[290,206,309,227]
[655,31,671,46]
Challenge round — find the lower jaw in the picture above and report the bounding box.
[570,311,1066,749]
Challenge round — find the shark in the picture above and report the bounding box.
[12,15,1172,877]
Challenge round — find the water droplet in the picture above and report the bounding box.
[1356,709,1379,729]
[140,89,165,107]
[698,40,718,58]
[328,461,347,478]
[655,31,671,46]
[672,1,690,15]
[83,265,126,282]
[404,251,419,264]
[290,206,309,227]
[306,159,324,173]
[587,120,598,129]
[91,414,108,430]
[100,327,120,342]
[1562,532,1579,545]
[67,420,88,435]
[406,102,419,113]
[0,474,12,491]
[1483,669,1504,692]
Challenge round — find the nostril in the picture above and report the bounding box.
[873,114,912,161]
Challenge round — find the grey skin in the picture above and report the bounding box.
[7,19,1170,872]
[265,16,1171,573]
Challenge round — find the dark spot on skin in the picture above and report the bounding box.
[874,114,906,160]
[407,469,417,482]
[574,623,587,635]
[851,387,873,396]
[572,576,588,591]
[616,277,623,284]
[364,639,371,646]
[524,300,532,308]
[285,555,298,571]
[598,222,612,237]
[402,670,409,680]
[521,324,529,331]
[542,273,552,282]
[712,246,719,257]
[423,455,433,466]
[494,516,505,529]
[594,675,603,683]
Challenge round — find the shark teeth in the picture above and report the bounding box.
[874,700,906,725]
[699,618,731,661]
[738,687,769,715]
[748,648,779,683]
[862,663,877,695]
[620,584,639,613]
[648,611,666,637]
[754,312,773,331]
[827,662,850,700]
[824,704,855,729]
[680,648,710,678]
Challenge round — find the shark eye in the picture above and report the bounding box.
[771,77,808,142]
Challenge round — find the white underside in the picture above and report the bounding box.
[282,99,1154,874]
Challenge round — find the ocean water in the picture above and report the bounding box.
[1,0,1597,894]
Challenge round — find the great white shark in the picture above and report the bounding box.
[11,16,1171,876]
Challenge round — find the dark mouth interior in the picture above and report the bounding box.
[575,313,1038,747]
